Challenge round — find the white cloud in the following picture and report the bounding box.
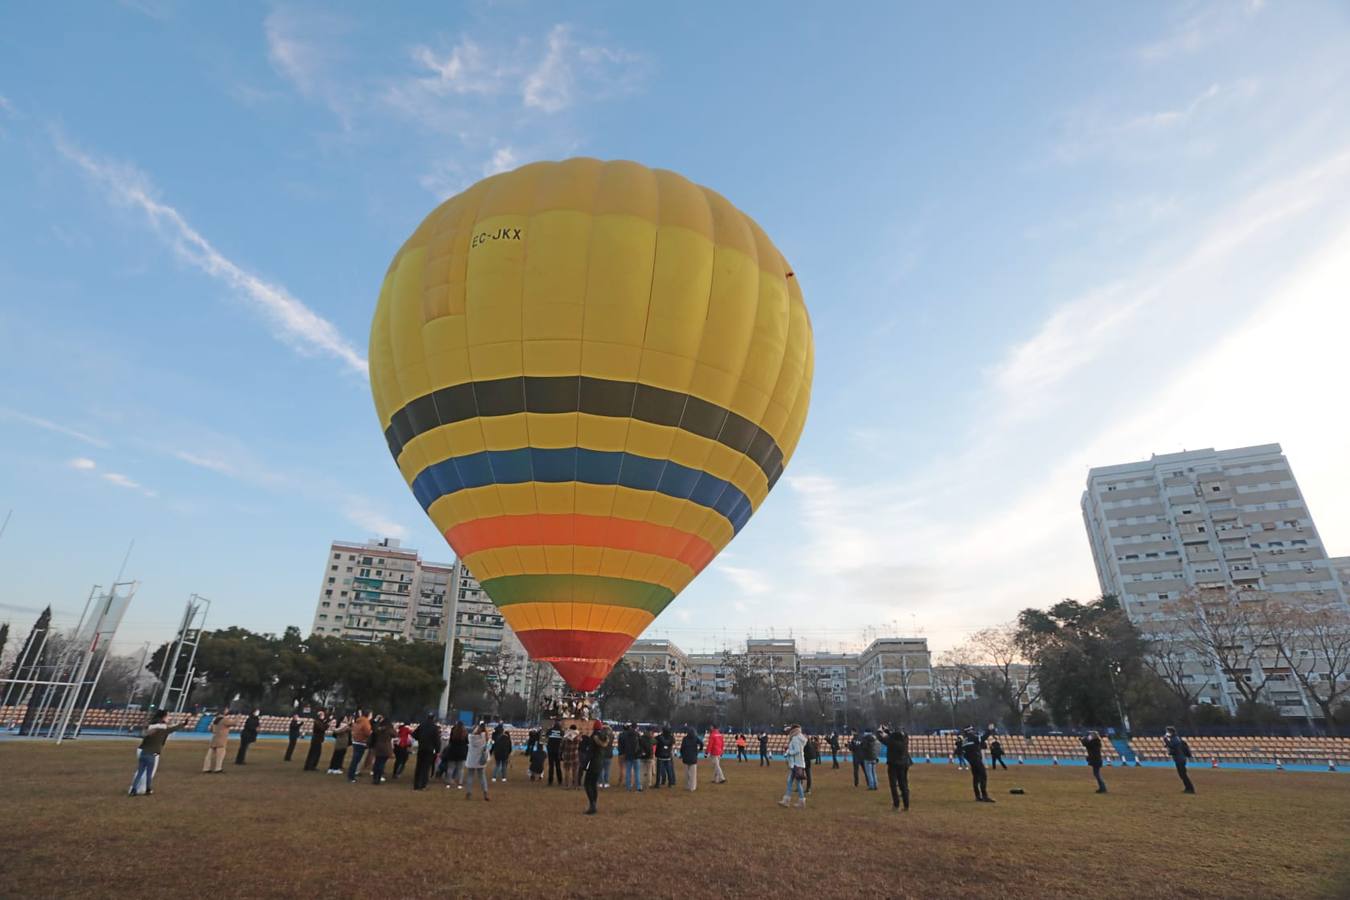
[1134,2,1263,63]
[768,147,1350,652]
[716,563,772,597]
[522,25,645,113]
[100,471,158,498]
[55,134,368,375]
[68,457,97,470]
[0,408,109,448]
[342,500,409,541]
[485,146,519,176]
[171,450,238,477]
[264,8,354,127]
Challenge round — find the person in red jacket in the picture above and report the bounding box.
[707,725,727,784]
[393,721,414,779]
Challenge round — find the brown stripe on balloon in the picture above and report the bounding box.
[383,376,785,488]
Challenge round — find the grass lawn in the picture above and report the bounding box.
[2,739,1348,899]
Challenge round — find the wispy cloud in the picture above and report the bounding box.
[716,562,772,597]
[68,461,159,499]
[769,147,1350,651]
[264,8,355,128]
[522,25,646,113]
[1135,2,1264,63]
[273,16,646,197]
[68,457,97,470]
[0,408,110,448]
[342,499,409,541]
[55,133,368,375]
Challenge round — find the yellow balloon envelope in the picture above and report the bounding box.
[370,158,813,691]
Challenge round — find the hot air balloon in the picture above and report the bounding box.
[369,158,813,692]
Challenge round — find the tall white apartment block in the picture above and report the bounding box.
[623,639,693,702]
[1082,444,1348,621]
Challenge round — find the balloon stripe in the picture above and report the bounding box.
[446,513,718,572]
[411,448,754,533]
[480,573,675,613]
[500,601,653,635]
[384,376,786,488]
[515,628,637,661]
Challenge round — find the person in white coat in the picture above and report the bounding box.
[464,721,491,801]
[778,724,809,809]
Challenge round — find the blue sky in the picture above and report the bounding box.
[3,1,1349,657]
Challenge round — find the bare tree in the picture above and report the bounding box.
[477,650,522,715]
[1143,630,1212,723]
[1171,590,1277,707]
[1265,601,1350,733]
[930,655,965,730]
[800,666,832,727]
[949,624,1039,728]
[723,651,764,729]
[761,654,797,723]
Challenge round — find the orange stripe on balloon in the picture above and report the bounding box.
[446,514,717,573]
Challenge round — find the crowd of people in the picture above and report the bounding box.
[126,708,1203,809]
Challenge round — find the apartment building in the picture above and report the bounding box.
[623,639,693,701]
[798,650,862,710]
[856,638,932,704]
[1081,444,1349,717]
[310,538,551,698]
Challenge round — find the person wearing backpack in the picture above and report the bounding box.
[1164,726,1196,794]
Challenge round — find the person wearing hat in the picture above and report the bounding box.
[582,720,612,815]
[778,724,808,808]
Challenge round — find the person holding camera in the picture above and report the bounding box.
[956,725,994,803]
[877,725,912,812]
[1081,730,1107,793]
[1164,725,1196,794]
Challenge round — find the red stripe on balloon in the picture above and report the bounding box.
[515,628,636,691]
[446,514,717,572]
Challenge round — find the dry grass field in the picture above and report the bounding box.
[2,739,1349,899]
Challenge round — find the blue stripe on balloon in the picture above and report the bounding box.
[410,448,754,534]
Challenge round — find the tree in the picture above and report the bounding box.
[800,667,833,728]
[1169,590,1276,708]
[948,624,1039,729]
[1142,631,1211,726]
[0,622,9,667]
[761,654,797,723]
[476,649,523,716]
[1015,595,1147,730]
[1265,601,1350,733]
[723,651,768,729]
[929,661,965,730]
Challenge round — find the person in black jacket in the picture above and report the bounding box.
[877,726,911,811]
[989,734,1008,770]
[680,726,703,791]
[490,724,513,782]
[284,714,303,762]
[234,709,260,765]
[848,731,863,786]
[1164,726,1196,794]
[655,725,676,787]
[1081,730,1107,793]
[957,726,994,803]
[617,722,641,791]
[546,718,565,786]
[583,720,612,815]
[303,710,328,771]
[828,732,840,769]
[413,713,441,790]
[757,732,770,766]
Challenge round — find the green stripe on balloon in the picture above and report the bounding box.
[480,574,676,614]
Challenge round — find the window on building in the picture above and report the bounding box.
[327,577,335,584]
